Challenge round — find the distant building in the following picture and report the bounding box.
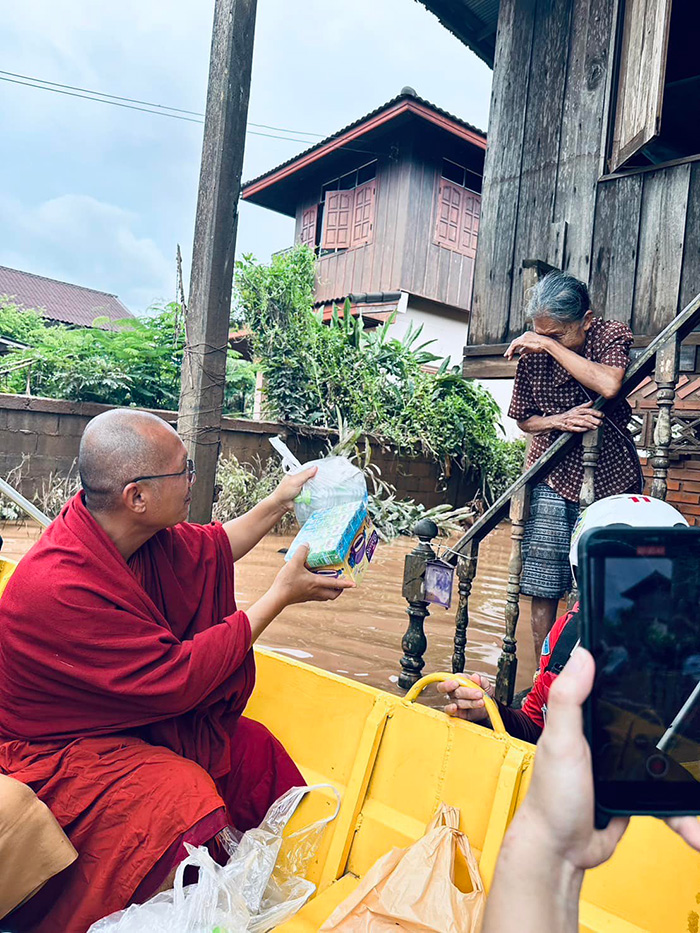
[0,266,133,329]
[241,88,486,366]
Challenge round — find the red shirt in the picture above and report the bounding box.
[499,604,580,742]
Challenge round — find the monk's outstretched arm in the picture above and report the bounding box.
[223,466,317,561]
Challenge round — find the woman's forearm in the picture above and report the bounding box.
[482,814,584,933]
[223,494,287,562]
[518,414,562,434]
[546,343,624,399]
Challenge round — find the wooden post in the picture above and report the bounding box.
[496,483,530,705]
[452,540,479,673]
[178,0,258,523]
[651,336,680,501]
[399,518,438,689]
[579,427,601,510]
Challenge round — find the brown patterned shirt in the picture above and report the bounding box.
[507,317,640,503]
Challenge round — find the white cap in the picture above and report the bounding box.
[569,494,688,571]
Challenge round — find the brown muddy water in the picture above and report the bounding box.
[1,521,540,701]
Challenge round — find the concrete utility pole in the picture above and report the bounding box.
[178,0,258,523]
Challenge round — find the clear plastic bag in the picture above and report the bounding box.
[88,784,341,933]
[269,438,367,525]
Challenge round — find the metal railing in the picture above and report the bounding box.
[398,281,700,703]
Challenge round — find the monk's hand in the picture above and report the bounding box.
[271,466,318,514]
[504,331,553,360]
[273,544,356,605]
[437,674,493,723]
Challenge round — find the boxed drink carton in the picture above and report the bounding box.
[285,501,378,583]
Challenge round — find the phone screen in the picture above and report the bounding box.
[584,529,700,813]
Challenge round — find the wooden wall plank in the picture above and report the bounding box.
[589,174,643,322]
[471,0,537,345]
[400,154,424,293]
[507,0,574,337]
[633,163,691,334]
[554,0,617,282]
[679,162,700,315]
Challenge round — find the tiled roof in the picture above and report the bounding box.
[242,89,486,193]
[0,266,133,328]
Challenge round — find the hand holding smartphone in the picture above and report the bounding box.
[579,526,700,827]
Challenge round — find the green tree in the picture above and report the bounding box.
[235,246,524,500]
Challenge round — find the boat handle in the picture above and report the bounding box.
[404,672,507,736]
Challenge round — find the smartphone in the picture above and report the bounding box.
[578,526,700,826]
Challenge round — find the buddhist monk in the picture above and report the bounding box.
[0,409,354,933]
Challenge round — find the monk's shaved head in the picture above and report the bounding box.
[79,410,183,512]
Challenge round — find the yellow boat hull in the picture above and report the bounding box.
[1,556,699,931]
[249,648,700,933]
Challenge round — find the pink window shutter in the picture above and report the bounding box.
[299,206,317,248]
[322,191,354,249]
[434,181,462,249]
[460,192,481,258]
[350,181,376,247]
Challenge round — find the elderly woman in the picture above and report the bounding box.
[506,271,642,656]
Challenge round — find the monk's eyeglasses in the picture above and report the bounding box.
[129,458,196,486]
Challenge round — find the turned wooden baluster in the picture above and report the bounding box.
[580,426,602,510]
[398,518,438,689]
[651,337,680,501]
[451,539,479,674]
[495,483,530,705]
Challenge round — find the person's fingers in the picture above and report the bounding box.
[293,465,318,484]
[592,816,630,860]
[288,544,310,568]
[455,696,485,709]
[436,679,460,695]
[665,816,700,851]
[452,687,486,702]
[444,703,467,720]
[541,647,595,744]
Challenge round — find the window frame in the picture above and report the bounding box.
[433,160,481,259]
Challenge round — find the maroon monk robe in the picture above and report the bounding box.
[0,493,303,933]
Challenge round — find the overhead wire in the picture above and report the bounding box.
[0,70,325,142]
[0,69,385,156]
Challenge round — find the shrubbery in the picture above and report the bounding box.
[235,246,524,501]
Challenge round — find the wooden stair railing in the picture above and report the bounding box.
[398,287,700,697]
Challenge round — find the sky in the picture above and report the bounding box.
[0,0,492,313]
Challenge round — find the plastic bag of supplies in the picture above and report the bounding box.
[320,804,484,933]
[88,784,340,933]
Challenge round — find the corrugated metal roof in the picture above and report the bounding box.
[0,266,134,328]
[416,0,500,67]
[241,89,486,195]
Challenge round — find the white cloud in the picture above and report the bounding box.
[0,0,492,304]
[0,194,172,311]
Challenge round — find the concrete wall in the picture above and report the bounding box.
[0,394,474,510]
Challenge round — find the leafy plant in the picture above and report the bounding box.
[0,299,257,415]
[235,246,524,502]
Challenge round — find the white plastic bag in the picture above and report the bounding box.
[269,437,366,525]
[88,784,341,933]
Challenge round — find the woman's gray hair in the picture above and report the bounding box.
[525,271,590,324]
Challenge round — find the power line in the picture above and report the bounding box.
[0,70,326,141]
[0,69,384,157]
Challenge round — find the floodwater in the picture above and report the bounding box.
[1,521,539,700]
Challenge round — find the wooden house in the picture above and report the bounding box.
[415,0,700,514]
[414,0,700,376]
[241,88,486,364]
